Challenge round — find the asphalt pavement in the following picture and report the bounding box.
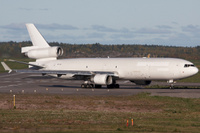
[0,72,199,98]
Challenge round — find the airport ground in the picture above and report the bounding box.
[0,73,200,98]
[0,73,200,132]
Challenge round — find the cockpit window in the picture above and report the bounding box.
[184,64,195,67]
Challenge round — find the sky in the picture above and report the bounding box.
[0,0,200,47]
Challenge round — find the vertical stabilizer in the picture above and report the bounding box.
[22,23,62,62]
[26,23,49,48]
[22,24,50,53]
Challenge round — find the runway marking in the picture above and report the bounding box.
[26,81,35,83]
[1,81,11,83]
[29,74,43,76]
[14,81,21,83]
[0,83,22,88]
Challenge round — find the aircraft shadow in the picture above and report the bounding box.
[39,85,78,88]
[24,76,54,80]
[39,84,144,89]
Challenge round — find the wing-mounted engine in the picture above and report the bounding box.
[93,74,113,85]
[23,46,63,59]
[130,80,151,85]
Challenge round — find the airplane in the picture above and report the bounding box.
[1,23,199,88]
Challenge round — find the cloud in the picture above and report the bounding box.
[171,22,179,25]
[135,27,172,34]
[182,24,200,33]
[0,23,199,46]
[38,8,49,11]
[87,32,105,39]
[0,23,79,42]
[37,23,78,30]
[0,23,26,30]
[0,23,78,31]
[156,25,173,29]
[91,25,118,32]
[19,8,49,11]
[19,8,33,11]
[110,32,135,39]
[181,24,200,41]
[0,23,28,41]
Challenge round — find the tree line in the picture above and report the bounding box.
[0,41,200,60]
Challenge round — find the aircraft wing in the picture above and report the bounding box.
[9,59,44,69]
[14,69,117,77]
[1,61,118,78]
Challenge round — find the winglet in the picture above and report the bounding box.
[1,62,12,73]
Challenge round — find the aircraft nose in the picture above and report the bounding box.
[193,67,199,75]
[189,67,199,76]
[182,66,199,78]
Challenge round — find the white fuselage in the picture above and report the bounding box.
[42,58,198,81]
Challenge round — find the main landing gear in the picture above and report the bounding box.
[81,81,120,88]
[81,81,94,88]
[107,84,120,88]
[107,80,120,88]
[81,84,94,88]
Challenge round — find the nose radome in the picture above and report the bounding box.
[194,67,199,75]
[190,67,199,76]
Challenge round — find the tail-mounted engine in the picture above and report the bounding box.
[24,46,63,59]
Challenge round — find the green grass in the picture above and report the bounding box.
[0,58,32,73]
[0,93,199,133]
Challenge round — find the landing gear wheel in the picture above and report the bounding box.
[86,84,90,88]
[107,84,120,88]
[81,83,94,88]
[114,84,120,88]
[168,80,176,89]
[170,84,174,89]
[90,84,94,88]
[95,84,102,88]
[81,84,85,88]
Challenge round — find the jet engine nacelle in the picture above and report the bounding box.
[130,80,151,85]
[25,46,63,59]
[93,74,113,85]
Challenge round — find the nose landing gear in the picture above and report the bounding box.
[168,79,176,89]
